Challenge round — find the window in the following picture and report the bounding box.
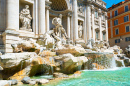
[126,25,130,32]
[103,33,106,40]
[125,5,129,12]
[125,37,130,42]
[102,14,105,20]
[115,39,120,43]
[114,20,118,26]
[95,10,98,18]
[114,10,118,16]
[96,32,99,39]
[115,29,119,35]
[124,15,129,22]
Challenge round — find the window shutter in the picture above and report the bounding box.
[118,39,120,43]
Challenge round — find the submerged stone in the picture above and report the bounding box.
[21,77,30,84]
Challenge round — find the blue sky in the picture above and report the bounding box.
[103,0,125,8]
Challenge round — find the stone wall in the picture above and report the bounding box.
[0,0,6,32]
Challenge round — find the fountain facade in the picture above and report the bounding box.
[0,0,130,85]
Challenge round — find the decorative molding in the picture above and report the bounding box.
[50,9,73,16]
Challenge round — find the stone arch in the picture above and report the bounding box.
[50,0,69,11]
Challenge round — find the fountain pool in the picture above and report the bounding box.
[45,67,130,86]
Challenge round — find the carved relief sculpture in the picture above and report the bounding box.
[78,6,83,14]
[19,5,32,31]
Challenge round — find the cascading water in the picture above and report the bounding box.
[114,55,125,67]
[121,60,125,67]
[118,60,125,67]
[49,57,54,74]
[84,52,117,70]
[110,56,117,68]
[77,58,82,71]
[20,60,24,78]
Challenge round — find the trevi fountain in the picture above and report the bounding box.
[0,0,130,86]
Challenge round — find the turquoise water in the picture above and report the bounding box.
[46,68,130,86]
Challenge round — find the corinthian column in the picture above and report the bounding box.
[84,6,87,42]
[38,0,45,35]
[3,0,19,53]
[34,0,38,35]
[67,13,71,38]
[91,5,95,41]
[73,0,78,41]
[105,12,108,41]
[46,7,50,32]
[6,0,19,31]
[99,9,102,41]
[86,4,92,48]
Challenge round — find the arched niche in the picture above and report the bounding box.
[50,0,68,11]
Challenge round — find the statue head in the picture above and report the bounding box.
[25,5,29,9]
[80,22,82,25]
[59,14,62,19]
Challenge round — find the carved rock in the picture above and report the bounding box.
[125,45,130,58]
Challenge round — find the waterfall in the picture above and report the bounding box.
[110,56,117,68]
[84,53,117,70]
[118,60,125,67]
[49,57,54,74]
[20,61,23,71]
[120,60,125,67]
[20,61,24,78]
[114,55,125,67]
[50,66,53,74]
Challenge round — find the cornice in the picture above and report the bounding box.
[108,1,130,12]
[45,0,52,6]
[50,9,73,16]
[83,0,107,12]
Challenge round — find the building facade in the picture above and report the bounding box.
[0,0,108,53]
[108,0,130,51]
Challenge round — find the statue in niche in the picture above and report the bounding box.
[51,14,69,49]
[19,5,32,31]
[78,22,83,38]
[52,14,68,39]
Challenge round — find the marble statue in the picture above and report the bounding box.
[51,14,70,49]
[78,22,83,38]
[52,14,68,39]
[19,5,32,31]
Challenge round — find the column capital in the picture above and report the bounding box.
[86,3,91,6]
[45,6,51,10]
[67,12,72,17]
[105,16,108,20]
[91,5,95,13]
[98,9,102,16]
[104,12,108,19]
